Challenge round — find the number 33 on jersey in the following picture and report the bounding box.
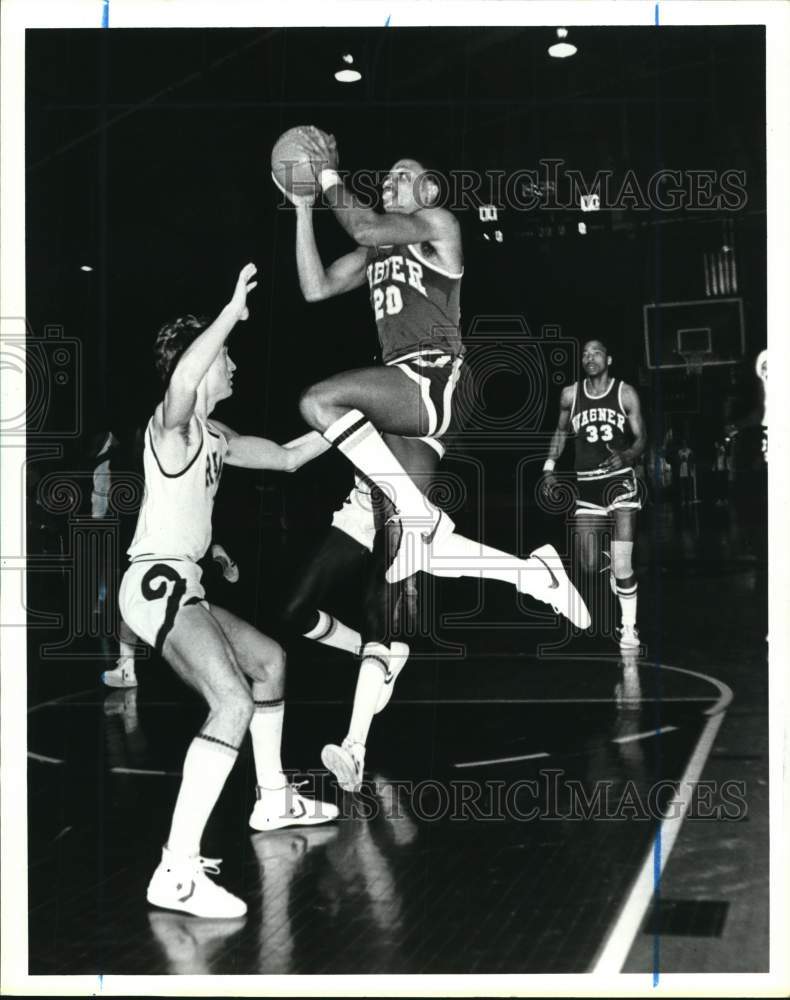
[570,379,630,474]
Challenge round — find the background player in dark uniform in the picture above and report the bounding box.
[543,339,646,649]
[275,129,590,788]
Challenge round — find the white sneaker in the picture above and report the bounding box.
[374,642,410,714]
[385,511,455,584]
[321,739,366,793]
[520,544,591,629]
[146,847,246,918]
[249,782,339,832]
[101,657,137,688]
[618,624,641,649]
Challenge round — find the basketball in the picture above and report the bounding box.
[271,126,320,199]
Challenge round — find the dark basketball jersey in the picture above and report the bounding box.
[570,378,631,477]
[365,243,463,364]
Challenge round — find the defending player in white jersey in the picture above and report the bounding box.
[543,340,646,648]
[119,264,338,919]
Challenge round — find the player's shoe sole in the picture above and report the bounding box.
[321,741,365,793]
[523,544,591,630]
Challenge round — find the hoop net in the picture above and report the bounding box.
[680,351,708,376]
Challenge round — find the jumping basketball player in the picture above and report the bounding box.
[119,264,338,918]
[274,128,590,789]
[282,467,419,791]
[542,340,646,649]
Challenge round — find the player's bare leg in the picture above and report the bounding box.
[300,365,454,579]
[281,527,367,656]
[209,604,339,831]
[301,369,589,626]
[147,603,256,918]
[321,435,430,792]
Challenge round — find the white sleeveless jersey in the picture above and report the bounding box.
[127,415,227,562]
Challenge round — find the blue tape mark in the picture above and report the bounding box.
[101,0,109,28]
[385,14,391,26]
[98,972,104,992]
[654,2,659,26]
[652,827,662,985]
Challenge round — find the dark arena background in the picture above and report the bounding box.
[20,23,771,984]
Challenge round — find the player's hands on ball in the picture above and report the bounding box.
[230,263,258,322]
[599,445,625,471]
[299,126,339,174]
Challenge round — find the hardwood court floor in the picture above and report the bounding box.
[26,501,768,976]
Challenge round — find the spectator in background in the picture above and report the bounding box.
[677,441,695,506]
[712,440,729,506]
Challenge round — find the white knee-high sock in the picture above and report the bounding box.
[612,540,637,627]
[323,410,438,521]
[616,580,638,627]
[347,642,391,746]
[303,610,361,655]
[249,697,286,789]
[167,735,238,857]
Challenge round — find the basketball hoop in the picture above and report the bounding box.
[680,351,708,376]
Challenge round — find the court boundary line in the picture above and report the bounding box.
[454,751,550,769]
[27,752,64,765]
[590,705,730,974]
[612,724,677,744]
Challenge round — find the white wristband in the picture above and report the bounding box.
[543,459,556,472]
[319,169,341,192]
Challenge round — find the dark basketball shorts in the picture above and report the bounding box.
[119,557,207,655]
[574,468,642,516]
[388,351,464,452]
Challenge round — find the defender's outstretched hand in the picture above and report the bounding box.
[230,263,258,322]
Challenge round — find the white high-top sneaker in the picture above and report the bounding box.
[249,782,339,832]
[101,657,137,688]
[146,846,246,918]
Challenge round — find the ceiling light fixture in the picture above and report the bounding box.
[335,53,361,83]
[548,28,577,59]
[80,265,94,272]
